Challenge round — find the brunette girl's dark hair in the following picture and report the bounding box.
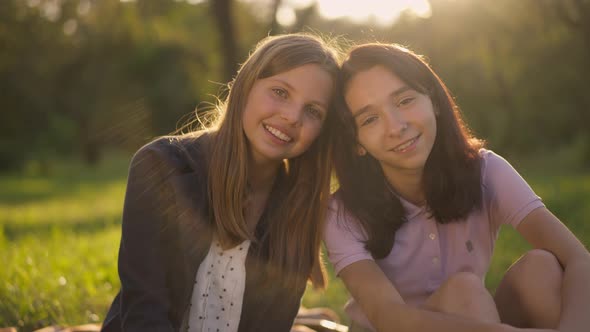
[334,43,483,259]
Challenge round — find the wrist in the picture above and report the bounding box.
[494,323,519,332]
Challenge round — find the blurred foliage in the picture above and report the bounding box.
[0,0,254,170]
[1,0,589,171]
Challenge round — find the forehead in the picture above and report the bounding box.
[344,65,406,112]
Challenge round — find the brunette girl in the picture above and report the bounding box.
[324,43,590,332]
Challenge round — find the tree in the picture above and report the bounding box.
[210,0,239,83]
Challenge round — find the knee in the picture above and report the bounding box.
[496,250,563,328]
[520,249,561,270]
[507,249,563,286]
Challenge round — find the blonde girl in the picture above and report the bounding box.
[102,34,341,332]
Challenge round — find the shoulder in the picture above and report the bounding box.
[325,194,368,240]
[478,148,517,187]
[324,194,373,274]
[478,149,544,226]
[326,195,350,228]
[130,131,212,176]
[478,148,504,171]
[125,132,214,229]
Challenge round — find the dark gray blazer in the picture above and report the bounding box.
[101,134,306,332]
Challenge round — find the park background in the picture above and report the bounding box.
[1,0,589,330]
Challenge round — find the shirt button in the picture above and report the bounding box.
[432,256,439,264]
[429,233,436,240]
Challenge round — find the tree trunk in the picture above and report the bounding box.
[210,0,239,83]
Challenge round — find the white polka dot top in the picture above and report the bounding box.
[187,238,251,332]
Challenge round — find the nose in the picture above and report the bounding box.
[385,108,408,137]
[280,102,303,126]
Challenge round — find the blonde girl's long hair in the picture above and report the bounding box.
[207,33,341,288]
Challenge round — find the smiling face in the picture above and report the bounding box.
[242,63,333,166]
[345,65,437,182]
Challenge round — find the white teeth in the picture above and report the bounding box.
[264,125,292,142]
[393,137,416,152]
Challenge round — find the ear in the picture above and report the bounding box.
[357,144,367,156]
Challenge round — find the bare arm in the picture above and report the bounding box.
[516,207,590,332]
[340,260,520,332]
[340,260,528,332]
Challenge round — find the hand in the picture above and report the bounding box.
[291,324,317,332]
[508,328,558,332]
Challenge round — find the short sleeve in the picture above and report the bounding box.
[323,198,374,275]
[482,150,545,230]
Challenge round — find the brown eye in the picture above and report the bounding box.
[360,115,378,127]
[398,97,415,107]
[272,88,288,99]
[305,105,323,120]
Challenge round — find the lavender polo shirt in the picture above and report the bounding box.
[324,149,545,330]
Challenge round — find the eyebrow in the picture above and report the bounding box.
[269,78,328,109]
[352,85,413,119]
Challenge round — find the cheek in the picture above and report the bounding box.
[422,114,438,148]
[245,89,270,112]
[301,121,324,145]
[241,107,256,133]
[428,113,437,137]
[415,106,437,133]
[309,122,324,141]
[356,130,377,151]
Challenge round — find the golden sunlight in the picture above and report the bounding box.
[278,0,432,26]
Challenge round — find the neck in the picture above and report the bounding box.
[383,168,425,206]
[247,156,281,194]
[243,156,280,233]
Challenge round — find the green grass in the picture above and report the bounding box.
[485,170,590,291]
[1,154,589,330]
[0,155,129,331]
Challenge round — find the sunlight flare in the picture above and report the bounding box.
[282,0,432,26]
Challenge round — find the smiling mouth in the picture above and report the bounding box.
[264,124,292,142]
[392,135,420,152]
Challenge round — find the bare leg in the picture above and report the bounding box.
[422,272,501,323]
[494,249,563,328]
